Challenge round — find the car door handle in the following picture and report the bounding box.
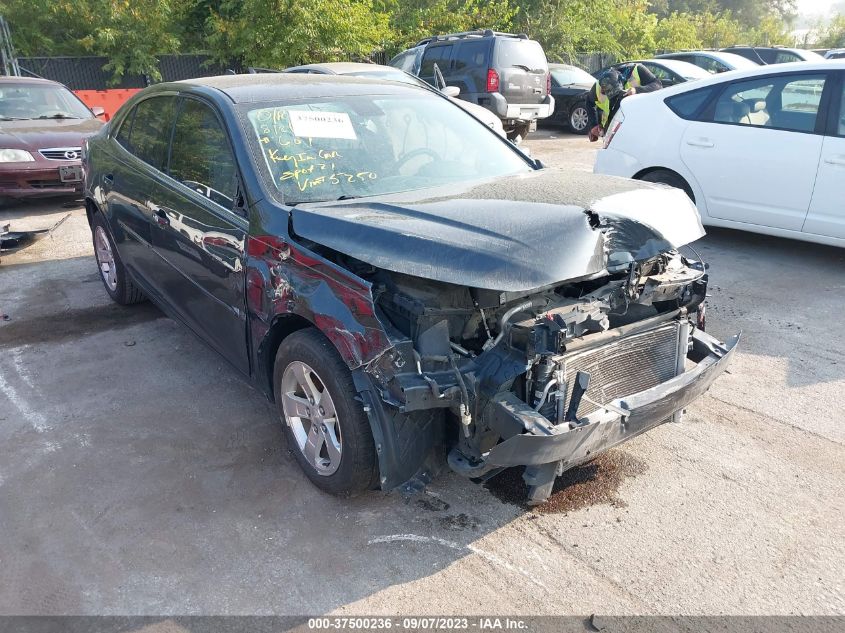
[686,139,714,148]
[103,173,114,185]
[824,155,845,166]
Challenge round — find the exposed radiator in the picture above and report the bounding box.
[561,321,684,417]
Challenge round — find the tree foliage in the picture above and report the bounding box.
[0,0,801,81]
[206,0,390,68]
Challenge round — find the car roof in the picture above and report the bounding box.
[641,59,845,99]
[656,51,760,68]
[284,62,404,75]
[548,63,589,71]
[0,76,65,86]
[641,58,711,78]
[172,73,428,104]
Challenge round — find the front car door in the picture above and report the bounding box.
[679,71,829,231]
[148,96,250,374]
[804,71,845,240]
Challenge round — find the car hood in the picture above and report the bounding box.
[291,168,705,292]
[0,118,103,150]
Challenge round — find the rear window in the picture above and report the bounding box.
[550,67,595,85]
[494,39,548,72]
[665,87,716,120]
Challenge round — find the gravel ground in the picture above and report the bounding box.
[0,128,843,616]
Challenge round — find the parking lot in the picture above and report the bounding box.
[0,129,843,615]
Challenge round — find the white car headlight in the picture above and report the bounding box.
[0,149,35,162]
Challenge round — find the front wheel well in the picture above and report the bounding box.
[259,313,314,401]
[632,167,695,202]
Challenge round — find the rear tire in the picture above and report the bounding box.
[639,169,694,201]
[569,104,590,135]
[273,329,378,496]
[90,212,146,305]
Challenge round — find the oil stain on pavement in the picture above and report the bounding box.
[485,449,647,514]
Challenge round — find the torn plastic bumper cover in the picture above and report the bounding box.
[479,328,739,502]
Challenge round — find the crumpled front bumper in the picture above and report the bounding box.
[483,328,739,473]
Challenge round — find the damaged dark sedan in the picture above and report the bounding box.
[83,75,738,503]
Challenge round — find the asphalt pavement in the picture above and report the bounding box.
[0,129,842,615]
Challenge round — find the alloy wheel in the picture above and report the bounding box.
[280,360,342,476]
[570,106,589,132]
[94,225,118,292]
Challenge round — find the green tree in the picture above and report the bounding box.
[810,14,845,48]
[80,0,181,83]
[207,0,390,67]
[383,0,516,53]
[654,12,702,51]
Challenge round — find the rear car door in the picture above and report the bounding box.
[147,96,250,374]
[679,71,828,231]
[494,38,548,106]
[104,94,178,289]
[450,39,491,95]
[419,43,454,87]
[804,72,845,239]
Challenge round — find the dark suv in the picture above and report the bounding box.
[390,30,554,141]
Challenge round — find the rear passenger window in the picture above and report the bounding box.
[837,82,845,136]
[665,87,716,120]
[114,109,134,151]
[774,52,801,63]
[420,45,453,78]
[453,41,488,70]
[713,74,826,133]
[168,99,237,209]
[129,96,176,170]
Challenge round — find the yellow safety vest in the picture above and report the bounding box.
[595,65,641,127]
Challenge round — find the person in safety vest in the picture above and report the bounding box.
[587,64,662,142]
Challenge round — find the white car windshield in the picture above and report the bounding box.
[245,93,532,204]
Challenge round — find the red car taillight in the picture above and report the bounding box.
[487,68,499,93]
[546,72,551,95]
[603,112,624,148]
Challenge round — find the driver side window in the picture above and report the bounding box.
[168,99,238,210]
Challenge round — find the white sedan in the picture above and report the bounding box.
[594,60,845,247]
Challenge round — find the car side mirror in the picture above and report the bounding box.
[442,86,460,98]
[91,106,106,120]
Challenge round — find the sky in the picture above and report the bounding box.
[795,0,838,17]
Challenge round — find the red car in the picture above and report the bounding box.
[0,76,104,205]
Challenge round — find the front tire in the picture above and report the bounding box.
[273,329,378,496]
[569,104,590,134]
[90,213,145,305]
